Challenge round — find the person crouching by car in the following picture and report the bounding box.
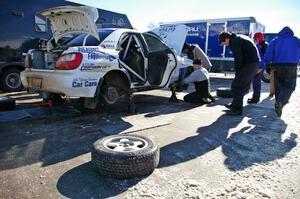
[183,59,215,104]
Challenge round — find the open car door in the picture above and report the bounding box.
[143,24,189,87]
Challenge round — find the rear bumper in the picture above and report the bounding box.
[21,70,100,97]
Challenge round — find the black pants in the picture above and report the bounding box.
[274,65,297,106]
[231,63,258,111]
[184,80,214,103]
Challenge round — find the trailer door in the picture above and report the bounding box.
[207,23,225,58]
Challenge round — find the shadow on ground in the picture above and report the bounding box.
[57,162,141,199]
[159,97,297,171]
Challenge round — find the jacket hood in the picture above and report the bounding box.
[278,27,294,37]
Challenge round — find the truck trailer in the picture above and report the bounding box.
[161,17,265,72]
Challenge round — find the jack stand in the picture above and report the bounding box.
[169,87,179,103]
[128,92,136,113]
[32,99,53,108]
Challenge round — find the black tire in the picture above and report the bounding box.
[0,96,16,111]
[262,69,270,83]
[0,67,24,92]
[216,87,233,98]
[91,134,160,179]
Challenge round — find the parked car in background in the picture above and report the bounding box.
[0,0,132,92]
[21,6,190,109]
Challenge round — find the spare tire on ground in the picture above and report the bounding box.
[91,134,159,179]
[0,96,15,111]
[216,87,233,98]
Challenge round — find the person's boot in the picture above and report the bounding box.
[225,108,243,116]
[275,101,283,117]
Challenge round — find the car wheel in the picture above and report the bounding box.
[103,85,119,105]
[0,96,16,111]
[216,87,233,98]
[262,69,270,83]
[91,134,160,179]
[0,67,24,92]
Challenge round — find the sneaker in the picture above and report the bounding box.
[201,98,212,104]
[225,109,242,116]
[275,101,283,117]
[247,98,259,104]
[224,103,233,109]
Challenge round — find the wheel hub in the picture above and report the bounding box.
[104,136,148,152]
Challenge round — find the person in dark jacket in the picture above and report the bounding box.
[219,31,260,115]
[264,26,300,117]
[183,59,215,104]
[248,32,268,103]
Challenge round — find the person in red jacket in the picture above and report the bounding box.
[247,32,268,103]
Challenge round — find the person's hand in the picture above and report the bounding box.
[256,68,262,74]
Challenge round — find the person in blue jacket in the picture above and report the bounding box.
[264,26,300,117]
[248,32,268,103]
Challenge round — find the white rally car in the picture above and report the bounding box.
[21,6,190,109]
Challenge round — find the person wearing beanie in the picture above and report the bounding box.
[219,31,260,115]
[183,59,215,104]
[247,32,269,104]
[264,26,300,117]
[182,43,212,71]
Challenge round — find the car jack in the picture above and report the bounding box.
[169,86,179,103]
[128,92,136,113]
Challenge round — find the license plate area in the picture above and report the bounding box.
[28,78,42,90]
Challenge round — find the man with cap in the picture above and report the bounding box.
[219,31,260,115]
[264,26,300,117]
[248,32,268,104]
[183,59,215,104]
[182,43,212,71]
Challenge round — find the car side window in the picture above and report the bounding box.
[142,34,168,52]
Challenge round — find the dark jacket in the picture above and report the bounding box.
[264,27,300,65]
[257,40,268,69]
[229,33,260,70]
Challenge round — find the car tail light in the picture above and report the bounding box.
[24,54,31,68]
[56,52,83,70]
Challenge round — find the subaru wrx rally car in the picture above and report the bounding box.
[21,6,190,109]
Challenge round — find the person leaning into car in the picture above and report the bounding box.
[219,31,260,116]
[182,43,212,71]
[183,59,215,104]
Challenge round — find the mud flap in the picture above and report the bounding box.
[84,78,104,109]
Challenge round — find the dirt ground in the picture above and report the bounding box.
[0,77,299,199]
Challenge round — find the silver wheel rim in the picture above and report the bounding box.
[103,136,148,152]
[104,86,119,104]
[6,73,21,89]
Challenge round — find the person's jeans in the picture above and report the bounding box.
[251,70,263,101]
[273,65,297,106]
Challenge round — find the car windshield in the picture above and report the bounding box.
[65,29,115,47]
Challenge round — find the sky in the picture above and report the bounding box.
[72,0,300,37]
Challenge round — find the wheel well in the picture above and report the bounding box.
[103,70,130,90]
[0,65,24,74]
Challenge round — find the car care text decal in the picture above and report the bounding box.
[72,78,98,88]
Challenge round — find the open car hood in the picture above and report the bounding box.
[149,24,189,54]
[39,6,99,43]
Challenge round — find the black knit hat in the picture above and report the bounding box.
[193,59,202,65]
